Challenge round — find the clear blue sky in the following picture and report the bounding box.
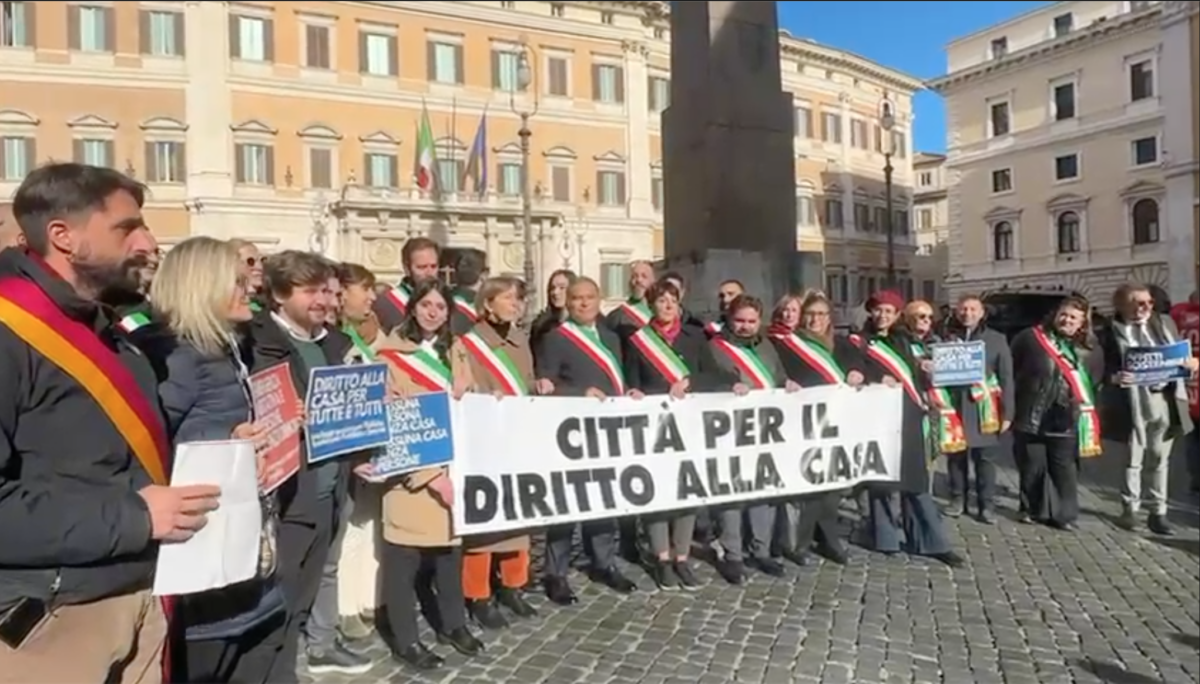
[777,1,1054,153]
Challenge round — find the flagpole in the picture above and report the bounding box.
[450,96,457,195]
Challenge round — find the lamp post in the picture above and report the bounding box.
[511,44,539,319]
[879,98,897,288]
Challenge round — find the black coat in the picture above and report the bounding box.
[1010,326,1104,437]
[0,248,163,611]
[449,286,479,337]
[854,330,932,494]
[624,324,736,395]
[772,333,866,387]
[939,325,1016,447]
[243,310,353,525]
[530,307,567,354]
[708,331,788,390]
[535,322,626,396]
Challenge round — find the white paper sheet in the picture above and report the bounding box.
[153,440,262,596]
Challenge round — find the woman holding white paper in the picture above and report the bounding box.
[151,236,286,684]
[368,280,484,672]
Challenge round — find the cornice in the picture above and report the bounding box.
[928,7,1163,95]
[780,38,924,94]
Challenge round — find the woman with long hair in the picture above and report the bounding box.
[770,290,865,567]
[153,236,285,683]
[529,269,576,350]
[368,280,484,670]
[1010,295,1104,530]
[767,293,804,337]
[854,290,963,566]
[452,276,542,628]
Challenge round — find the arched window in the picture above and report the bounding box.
[992,221,1013,261]
[1056,211,1080,254]
[1132,198,1159,245]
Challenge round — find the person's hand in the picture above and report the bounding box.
[626,389,645,399]
[784,379,801,393]
[668,378,690,399]
[232,422,271,450]
[452,384,468,400]
[882,376,898,388]
[294,399,306,423]
[138,484,222,543]
[353,462,379,482]
[1000,420,1012,433]
[535,378,555,395]
[847,370,865,387]
[1185,357,1199,375]
[585,387,606,400]
[492,390,506,400]
[732,383,750,396]
[1116,371,1135,387]
[919,359,934,374]
[428,474,453,508]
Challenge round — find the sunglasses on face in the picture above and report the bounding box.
[914,313,933,320]
[1135,298,1153,307]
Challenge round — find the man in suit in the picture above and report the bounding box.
[535,277,639,604]
[942,294,1015,524]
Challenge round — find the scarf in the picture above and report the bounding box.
[652,317,682,345]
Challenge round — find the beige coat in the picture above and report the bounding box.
[377,335,462,547]
[450,319,535,554]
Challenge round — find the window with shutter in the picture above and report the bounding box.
[550,166,570,202]
[1,2,32,48]
[0,137,32,180]
[305,24,329,69]
[309,148,332,189]
[547,57,568,96]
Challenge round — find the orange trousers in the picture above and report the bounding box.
[461,550,529,600]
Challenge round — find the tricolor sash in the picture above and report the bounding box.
[712,337,775,389]
[926,386,967,454]
[387,285,411,315]
[118,311,152,334]
[860,337,925,408]
[630,326,690,385]
[0,278,170,485]
[343,325,377,362]
[774,332,845,384]
[618,299,652,327]
[705,320,723,336]
[1032,327,1102,457]
[453,294,478,323]
[380,347,452,392]
[460,331,528,395]
[969,374,1003,435]
[559,322,625,394]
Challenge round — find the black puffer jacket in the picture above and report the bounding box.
[1010,326,1103,436]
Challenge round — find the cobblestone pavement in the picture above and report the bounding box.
[302,454,1199,684]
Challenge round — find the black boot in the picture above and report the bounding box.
[436,627,484,656]
[394,642,443,671]
[467,599,508,630]
[496,586,538,618]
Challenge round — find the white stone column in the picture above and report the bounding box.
[183,2,235,236]
[624,42,653,220]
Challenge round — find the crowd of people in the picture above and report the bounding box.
[0,162,1196,684]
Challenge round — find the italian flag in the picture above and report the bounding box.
[415,102,436,193]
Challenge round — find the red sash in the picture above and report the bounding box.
[0,277,174,676]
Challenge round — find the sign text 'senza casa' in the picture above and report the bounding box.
[450,385,904,536]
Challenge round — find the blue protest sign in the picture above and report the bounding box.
[304,363,392,463]
[371,392,454,478]
[930,341,986,387]
[1123,340,1192,386]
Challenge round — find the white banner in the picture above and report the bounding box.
[449,384,904,536]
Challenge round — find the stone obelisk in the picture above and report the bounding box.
[662,1,797,313]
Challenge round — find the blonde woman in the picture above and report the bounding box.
[152,236,284,684]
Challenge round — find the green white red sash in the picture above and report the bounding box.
[969,374,1003,435]
[117,311,151,334]
[343,325,377,362]
[711,338,775,389]
[926,385,967,454]
[774,332,845,384]
[630,326,690,385]
[460,331,528,395]
[453,294,478,323]
[705,320,723,336]
[1032,327,1101,457]
[619,299,652,327]
[559,322,625,394]
[861,337,925,407]
[379,347,451,392]
[387,285,411,315]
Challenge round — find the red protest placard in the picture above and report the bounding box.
[250,363,302,494]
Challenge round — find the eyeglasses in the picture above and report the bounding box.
[914,313,933,320]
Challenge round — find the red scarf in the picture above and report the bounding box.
[767,321,794,337]
[652,317,682,344]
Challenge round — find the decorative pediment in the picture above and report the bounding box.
[230,119,277,135]
[139,116,187,132]
[298,124,342,141]
[823,181,842,193]
[1119,180,1164,198]
[0,109,40,126]
[359,130,398,145]
[796,178,816,191]
[493,142,522,155]
[593,150,626,163]
[543,145,577,160]
[983,205,1021,222]
[1046,192,1088,211]
[67,114,118,130]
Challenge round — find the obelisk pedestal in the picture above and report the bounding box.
[662,1,797,316]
